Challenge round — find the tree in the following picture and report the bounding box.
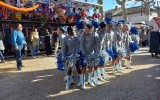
[135,0,154,15]
[152,1,160,16]
[116,0,127,22]
[98,0,104,21]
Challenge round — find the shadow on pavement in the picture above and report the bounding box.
[0,64,160,100]
[0,47,160,100]
[47,65,160,100]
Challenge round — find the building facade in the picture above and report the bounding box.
[105,6,158,23]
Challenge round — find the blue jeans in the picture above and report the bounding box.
[31,45,39,56]
[0,50,4,61]
[15,45,24,68]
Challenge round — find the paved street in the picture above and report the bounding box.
[0,47,160,100]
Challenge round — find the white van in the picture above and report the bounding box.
[132,21,146,28]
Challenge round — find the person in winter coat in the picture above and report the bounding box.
[0,30,5,63]
[44,28,52,56]
[52,27,59,57]
[139,28,148,47]
[30,27,40,58]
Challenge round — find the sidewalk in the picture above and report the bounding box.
[0,47,160,100]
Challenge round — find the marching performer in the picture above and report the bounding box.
[57,26,68,81]
[75,22,85,87]
[61,26,79,90]
[79,23,100,89]
[97,22,109,81]
[102,23,115,75]
[55,26,66,56]
[58,26,66,44]
[112,23,125,75]
[123,24,132,69]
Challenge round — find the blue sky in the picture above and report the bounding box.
[103,0,118,11]
[80,0,117,11]
[103,0,141,11]
[80,0,141,11]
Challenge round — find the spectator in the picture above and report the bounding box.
[44,28,52,56]
[11,23,26,70]
[139,28,148,47]
[148,26,155,51]
[26,33,32,57]
[30,27,40,58]
[52,27,59,57]
[0,30,5,63]
[3,33,12,56]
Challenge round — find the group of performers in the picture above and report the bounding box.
[56,21,140,90]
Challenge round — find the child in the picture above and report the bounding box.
[61,26,79,90]
[112,23,125,75]
[97,22,109,81]
[79,23,100,89]
[123,24,132,69]
[102,23,115,75]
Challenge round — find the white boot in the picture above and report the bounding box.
[81,74,86,89]
[63,76,67,82]
[88,72,95,87]
[93,70,100,85]
[102,68,109,81]
[123,59,127,67]
[130,57,132,63]
[113,64,117,75]
[117,62,123,73]
[77,74,82,87]
[65,75,71,90]
[119,61,123,70]
[97,68,105,81]
[127,60,132,69]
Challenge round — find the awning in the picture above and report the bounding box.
[37,0,103,8]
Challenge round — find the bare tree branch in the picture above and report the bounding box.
[116,0,122,5]
[116,0,127,21]
[122,0,127,3]
[135,0,144,2]
[148,0,154,4]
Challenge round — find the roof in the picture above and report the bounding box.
[105,7,122,16]
[105,6,156,17]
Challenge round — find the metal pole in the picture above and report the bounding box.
[141,2,142,16]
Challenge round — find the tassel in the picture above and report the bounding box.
[129,41,139,52]
[56,53,65,71]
